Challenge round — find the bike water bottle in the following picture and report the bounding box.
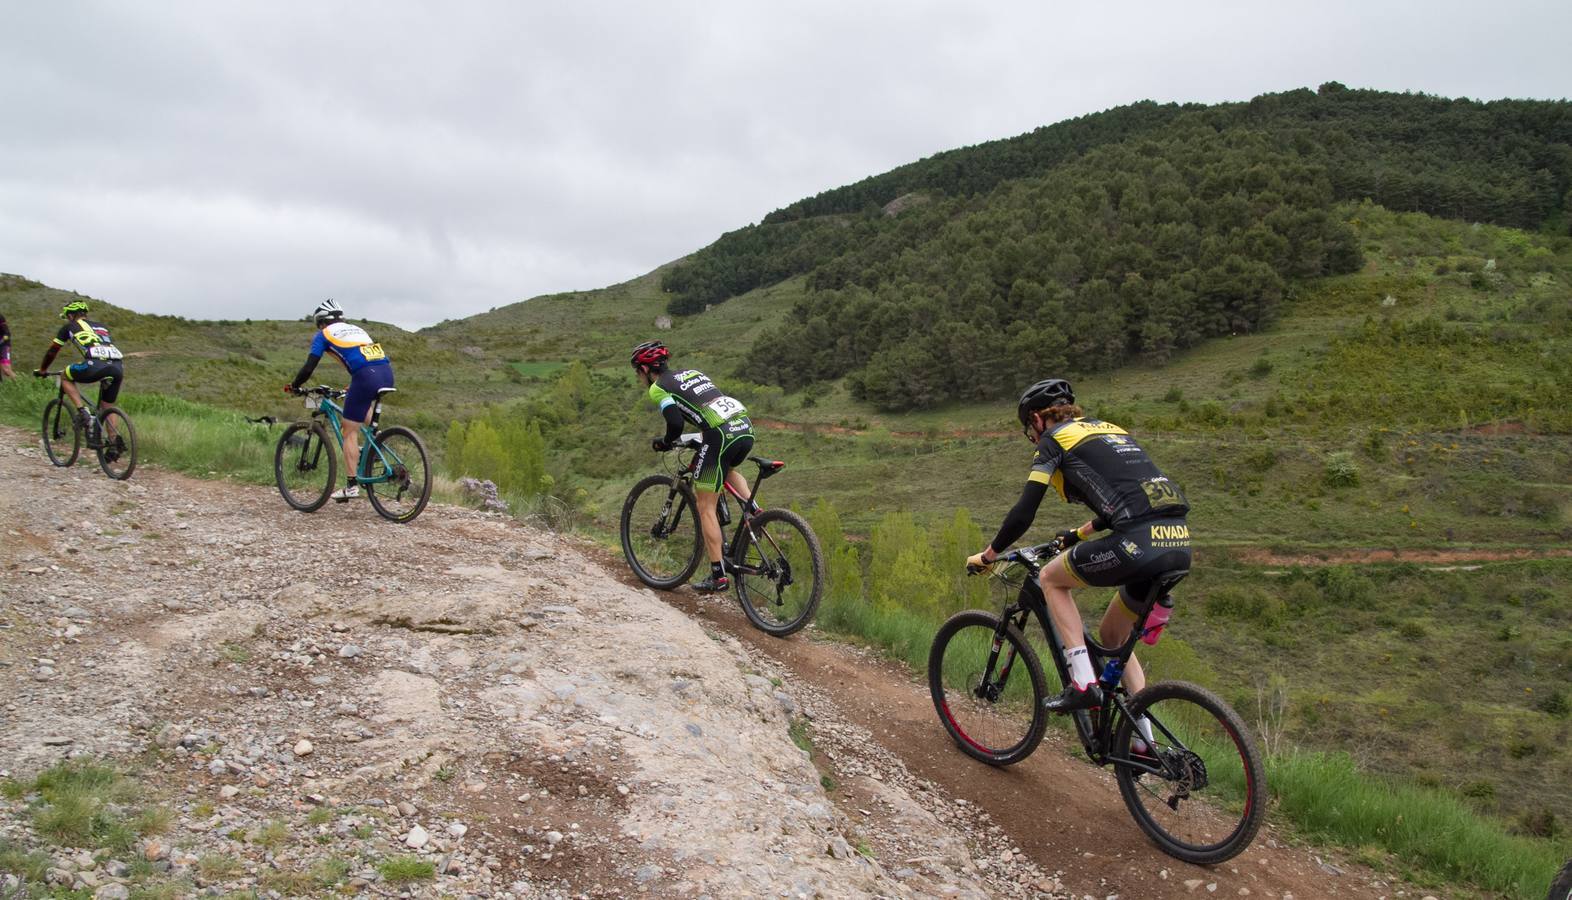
[1141,595,1174,646]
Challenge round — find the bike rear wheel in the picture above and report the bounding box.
[41,399,81,467]
[1549,857,1572,900]
[365,426,431,523]
[928,610,1048,766]
[94,406,137,480]
[1113,680,1266,865]
[733,508,824,637]
[275,421,337,512]
[621,474,703,590]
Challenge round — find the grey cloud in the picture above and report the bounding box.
[2,0,1568,328]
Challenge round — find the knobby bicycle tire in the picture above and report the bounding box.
[275,421,336,512]
[928,609,1049,766]
[365,425,431,523]
[621,473,703,590]
[1113,680,1266,865]
[41,399,81,467]
[733,507,824,637]
[95,406,137,480]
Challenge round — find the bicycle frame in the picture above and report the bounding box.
[990,544,1188,777]
[666,442,790,583]
[44,374,111,444]
[305,391,403,486]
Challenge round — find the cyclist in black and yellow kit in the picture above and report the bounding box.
[631,340,753,592]
[967,379,1191,723]
[34,301,126,437]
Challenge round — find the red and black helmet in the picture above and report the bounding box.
[630,340,670,369]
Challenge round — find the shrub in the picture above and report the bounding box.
[1323,452,1360,487]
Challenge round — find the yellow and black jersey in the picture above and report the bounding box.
[1028,418,1188,527]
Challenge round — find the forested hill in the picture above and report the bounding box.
[659,85,1572,410]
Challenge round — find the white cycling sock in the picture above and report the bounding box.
[1066,646,1096,690]
[1136,716,1156,746]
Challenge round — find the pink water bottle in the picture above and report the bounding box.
[1142,595,1175,645]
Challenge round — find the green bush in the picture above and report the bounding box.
[1323,451,1361,487]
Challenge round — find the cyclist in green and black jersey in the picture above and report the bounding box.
[631,341,753,592]
[968,378,1191,720]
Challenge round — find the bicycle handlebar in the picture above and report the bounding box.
[965,537,1068,576]
[289,385,348,399]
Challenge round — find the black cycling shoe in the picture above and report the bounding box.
[691,575,731,593]
[1043,682,1103,713]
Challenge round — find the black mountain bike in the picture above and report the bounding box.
[620,433,825,636]
[927,538,1265,865]
[38,372,137,480]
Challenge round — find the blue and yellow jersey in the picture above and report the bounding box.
[310,322,389,373]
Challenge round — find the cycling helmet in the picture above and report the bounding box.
[1017,378,1075,428]
[312,299,344,326]
[60,300,90,319]
[630,340,670,369]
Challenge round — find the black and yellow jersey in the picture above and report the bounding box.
[53,319,123,362]
[1029,418,1188,527]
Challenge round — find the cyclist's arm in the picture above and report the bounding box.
[289,353,323,391]
[37,335,65,373]
[988,478,1049,554]
[659,404,684,444]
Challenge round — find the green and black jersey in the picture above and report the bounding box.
[1029,418,1188,527]
[647,369,748,428]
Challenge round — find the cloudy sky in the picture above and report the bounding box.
[2,1,1568,328]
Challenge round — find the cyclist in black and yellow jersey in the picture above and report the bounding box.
[967,378,1191,723]
[631,340,753,592]
[34,301,126,436]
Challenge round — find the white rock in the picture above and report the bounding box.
[292,739,314,757]
[545,831,563,845]
[405,824,430,849]
[446,823,468,838]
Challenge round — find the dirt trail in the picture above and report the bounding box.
[615,571,1444,900]
[0,420,1450,899]
[0,424,999,899]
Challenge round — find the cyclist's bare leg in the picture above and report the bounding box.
[343,414,371,481]
[60,378,85,410]
[1100,597,1145,694]
[0,359,14,379]
[724,468,751,504]
[1040,554,1088,652]
[695,488,724,564]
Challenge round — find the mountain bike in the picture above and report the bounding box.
[927,538,1265,864]
[275,385,431,523]
[1551,857,1572,900]
[620,433,825,636]
[38,372,137,480]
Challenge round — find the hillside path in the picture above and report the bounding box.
[0,424,997,898]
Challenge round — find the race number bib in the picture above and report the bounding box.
[706,396,745,419]
[362,342,386,361]
[89,345,123,361]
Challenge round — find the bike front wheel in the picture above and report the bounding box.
[620,474,703,590]
[41,399,81,467]
[94,406,137,480]
[275,421,337,512]
[928,610,1048,766]
[1113,680,1266,865]
[365,426,431,523]
[733,508,824,637]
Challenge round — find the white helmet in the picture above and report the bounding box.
[312,299,344,325]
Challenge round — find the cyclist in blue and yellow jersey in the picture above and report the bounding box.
[34,301,126,436]
[967,379,1191,724]
[631,340,753,592]
[286,300,395,502]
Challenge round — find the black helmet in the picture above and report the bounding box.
[1017,378,1075,428]
[630,340,670,369]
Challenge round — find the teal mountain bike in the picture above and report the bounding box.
[275,385,431,523]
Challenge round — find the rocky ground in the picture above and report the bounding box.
[0,422,1457,900]
[0,425,1015,898]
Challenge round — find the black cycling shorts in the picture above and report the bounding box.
[1066,517,1191,611]
[66,360,124,405]
[693,417,753,493]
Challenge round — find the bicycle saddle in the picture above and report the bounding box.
[750,457,786,480]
